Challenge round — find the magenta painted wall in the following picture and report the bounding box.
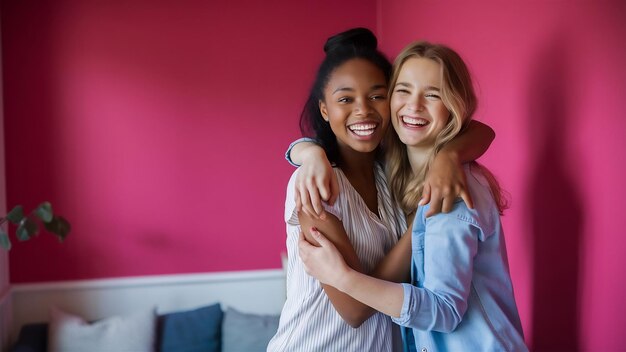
[4,0,626,349]
[0,10,8,304]
[1,0,377,282]
[378,0,626,350]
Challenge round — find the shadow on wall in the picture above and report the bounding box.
[527,35,584,351]
[3,2,86,282]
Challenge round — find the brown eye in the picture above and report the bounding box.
[337,97,353,103]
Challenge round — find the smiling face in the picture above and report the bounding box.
[319,58,390,155]
[390,57,450,150]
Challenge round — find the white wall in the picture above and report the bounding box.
[11,269,286,343]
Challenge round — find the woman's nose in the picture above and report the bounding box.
[354,99,373,115]
[407,98,424,112]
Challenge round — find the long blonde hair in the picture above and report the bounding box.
[385,41,508,214]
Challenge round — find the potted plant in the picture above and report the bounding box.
[0,202,70,250]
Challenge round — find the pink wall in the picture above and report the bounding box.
[0,3,8,311]
[1,13,13,350]
[378,0,626,350]
[3,0,626,350]
[1,0,376,282]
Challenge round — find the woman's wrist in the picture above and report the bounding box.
[285,137,318,166]
[300,144,327,164]
[437,147,461,163]
[336,266,358,294]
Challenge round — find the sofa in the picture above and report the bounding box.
[10,303,280,352]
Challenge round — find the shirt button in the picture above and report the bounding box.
[421,348,427,352]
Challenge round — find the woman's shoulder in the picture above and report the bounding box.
[464,164,500,212]
[458,163,502,237]
[417,165,498,228]
[284,167,350,224]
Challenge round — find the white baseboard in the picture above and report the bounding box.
[10,269,286,343]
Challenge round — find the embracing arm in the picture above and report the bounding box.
[287,140,339,219]
[299,208,413,327]
[423,120,495,216]
[391,211,478,332]
[298,211,376,328]
[285,121,494,220]
[300,229,406,318]
[371,213,415,284]
[300,209,478,332]
[298,214,416,320]
[336,228,414,317]
[441,120,494,167]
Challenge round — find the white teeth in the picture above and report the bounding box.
[349,123,377,131]
[348,123,377,136]
[402,116,428,126]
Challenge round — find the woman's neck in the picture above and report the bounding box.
[336,146,377,178]
[406,145,435,175]
[337,145,379,215]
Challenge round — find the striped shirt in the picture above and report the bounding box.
[267,163,406,352]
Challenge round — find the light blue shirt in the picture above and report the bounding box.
[392,164,528,352]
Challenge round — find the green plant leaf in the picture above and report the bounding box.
[17,217,39,241]
[44,216,71,242]
[0,229,11,250]
[16,224,30,241]
[34,202,54,223]
[6,205,25,224]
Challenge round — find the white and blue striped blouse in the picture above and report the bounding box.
[267,163,406,352]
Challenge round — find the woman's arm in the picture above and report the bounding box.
[287,121,494,220]
[299,229,406,318]
[370,213,415,284]
[391,208,478,332]
[298,211,377,328]
[299,206,480,332]
[288,141,339,219]
[299,209,413,327]
[422,120,495,216]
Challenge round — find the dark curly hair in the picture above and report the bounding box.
[299,28,392,164]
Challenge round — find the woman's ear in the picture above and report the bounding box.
[319,100,329,122]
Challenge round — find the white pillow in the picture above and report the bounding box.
[48,306,156,352]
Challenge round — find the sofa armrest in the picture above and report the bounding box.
[10,323,48,352]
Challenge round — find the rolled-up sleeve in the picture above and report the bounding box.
[392,206,482,333]
[391,283,418,325]
[285,137,318,167]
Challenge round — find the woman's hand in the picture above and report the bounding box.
[294,146,339,220]
[298,228,350,287]
[421,150,474,217]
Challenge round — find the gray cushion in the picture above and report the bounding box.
[221,307,279,352]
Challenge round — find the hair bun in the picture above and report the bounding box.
[323,27,378,55]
